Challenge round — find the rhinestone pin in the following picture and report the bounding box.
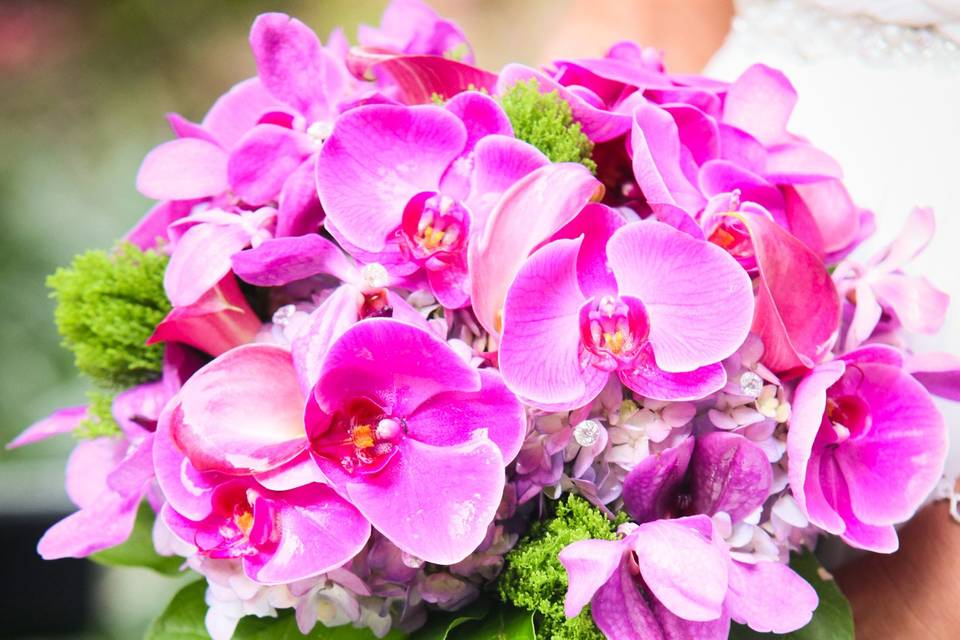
[573,419,603,448]
[739,371,764,398]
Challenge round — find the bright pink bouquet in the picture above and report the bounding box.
[14,2,958,639]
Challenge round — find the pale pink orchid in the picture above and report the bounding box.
[787,345,948,552]
[834,207,950,351]
[162,319,525,565]
[560,514,817,638]
[8,345,202,559]
[499,216,754,411]
[315,99,548,308]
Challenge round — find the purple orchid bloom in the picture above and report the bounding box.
[621,431,772,525]
[499,216,754,411]
[315,98,548,308]
[163,319,525,565]
[8,345,202,559]
[560,514,817,638]
[358,0,474,62]
[787,346,948,552]
[834,207,950,350]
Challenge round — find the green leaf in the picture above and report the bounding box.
[412,598,490,640]
[91,502,184,575]
[234,614,406,640]
[145,578,408,640]
[144,580,208,640]
[444,604,536,640]
[729,550,854,640]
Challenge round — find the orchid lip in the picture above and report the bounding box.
[310,397,407,475]
[578,294,650,371]
[400,191,471,262]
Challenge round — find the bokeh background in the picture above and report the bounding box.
[0,1,730,637]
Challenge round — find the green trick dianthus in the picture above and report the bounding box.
[48,242,170,389]
[498,494,627,640]
[499,78,596,172]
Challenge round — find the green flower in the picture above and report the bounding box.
[499,495,627,639]
[500,79,596,172]
[48,243,170,389]
[75,389,121,439]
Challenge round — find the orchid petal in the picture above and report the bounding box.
[608,221,754,372]
[246,484,370,584]
[228,125,311,206]
[691,432,772,522]
[736,211,841,372]
[8,405,86,449]
[341,437,504,565]
[834,363,947,524]
[350,49,497,103]
[290,285,361,394]
[723,64,797,146]
[136,138,228,201]
[622,437,694,523]
[232,234,355,287]
[202,77,283,149]
[165,221,252,307]
[469,163,603,335]
[250,13,343,121]
[558,538,626,618]
[631,518,728,622]
[591,554,666,640]
[786,361,846,530]
[171,344,307,474]
[277,157,324,237]
[315,319,480,418]
[725,560,818,634]
[37,491,142,559]
[405,369,525,464]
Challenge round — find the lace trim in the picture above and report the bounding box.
[730,0,960,68]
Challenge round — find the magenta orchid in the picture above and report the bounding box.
[499,217,754,410]
[787,346,948,552]
[315,98,546,307]
[162,319,524,566]
[560,515,817,638]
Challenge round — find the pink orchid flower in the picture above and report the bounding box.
[315,99,547,308]
[787,345,948,552]
[164,319,525,565]
[560,514,817,639]
[358,0,474,62]
[226,13,359,236]
[162,475,370,585]
[834,207,950,350]
[499,216,754,411]
[8,345,202,559]
[628,64,867,260]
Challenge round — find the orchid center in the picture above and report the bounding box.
[825,394,871,445]
[401,193,470,261]
[579,295,650,370]
[311,398,406,475]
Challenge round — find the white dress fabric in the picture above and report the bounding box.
[707,0,960,494]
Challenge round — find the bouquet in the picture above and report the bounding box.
[13,2,958,638]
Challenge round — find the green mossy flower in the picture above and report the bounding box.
[75,389,121,439]
[48,243,170,389]
[499,79,596,172]
[499,495,626,639]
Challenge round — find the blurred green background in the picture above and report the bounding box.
[0,1,559,637]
